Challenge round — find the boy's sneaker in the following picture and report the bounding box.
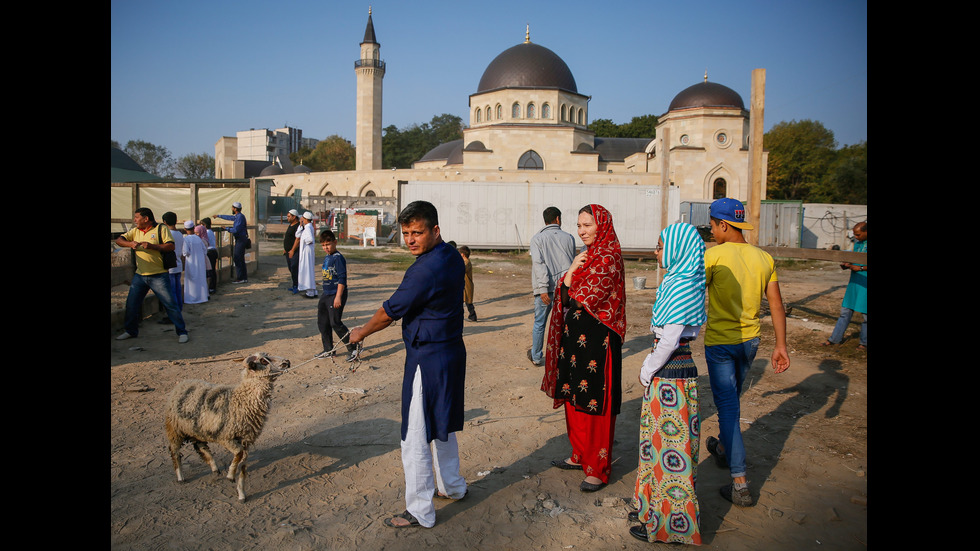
[315,350,336,359]
[720,483,753,507]
[347,347,361,362]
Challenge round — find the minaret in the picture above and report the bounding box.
[355,7,385,171]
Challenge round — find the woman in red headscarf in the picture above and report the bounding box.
[541,204,627,491]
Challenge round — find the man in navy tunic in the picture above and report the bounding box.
[349,200,467,528]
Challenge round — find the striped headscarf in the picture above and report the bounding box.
[650,223,707,327]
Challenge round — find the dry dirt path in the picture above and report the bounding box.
[110,248,867,550]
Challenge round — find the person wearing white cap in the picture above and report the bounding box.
[284,209,302,293]
[181,220,209,304]
[297,211,318,298]
[213,201,249,283]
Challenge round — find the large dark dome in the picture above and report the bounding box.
[668,81,744,111]
[477,42,577,93]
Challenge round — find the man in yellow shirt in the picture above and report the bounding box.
[703,198,788,507]
[114,207,189,343]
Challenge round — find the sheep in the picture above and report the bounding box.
[165,352,289,502]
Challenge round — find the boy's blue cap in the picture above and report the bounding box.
[709,198,754,230]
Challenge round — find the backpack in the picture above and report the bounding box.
[157,224,179,270]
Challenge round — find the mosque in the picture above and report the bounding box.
[218,9,766,208]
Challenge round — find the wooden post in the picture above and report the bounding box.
[748,68,766,245]
[660,126,670,233]
[249,177,258,274]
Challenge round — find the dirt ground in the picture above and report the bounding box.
[110,244,867,550]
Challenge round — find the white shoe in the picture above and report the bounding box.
[116,332,134,340]
[178,334,189,343]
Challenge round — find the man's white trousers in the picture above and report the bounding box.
[401,365,467,527]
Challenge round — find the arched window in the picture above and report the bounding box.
[518,150,544,170]
[713,178,727,199]
[542,103,551,119]
[475,108,482,123]
[527,103,536,119]
[577,109,583,125]
[486,105,491,120]
[496,104,503,119]
[561,104,567,121]
[512,102,521,118]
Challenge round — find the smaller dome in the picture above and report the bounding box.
[259,163,284,176]
[293,164,312,174]
[418,139,464,166]
[668,81,744,111]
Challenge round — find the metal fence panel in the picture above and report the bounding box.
[401,181,679,250]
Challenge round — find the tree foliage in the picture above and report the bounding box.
[765,120,838,201]
[123,139,175,177]
[588,115,658,138]
[814,141,867,204]
[382,113,465,169]
[291,135,356,172]
[174,153,216,179]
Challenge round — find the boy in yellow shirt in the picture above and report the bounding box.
[703,198,789,507]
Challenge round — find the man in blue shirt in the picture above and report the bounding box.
[213,201,249,283]
[315,229,357,361]
[349,201,467,529]
[528,206,576,365]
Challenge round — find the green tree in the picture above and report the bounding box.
[588,118,619,137]
[174,152,216,179]
[588,115,657,138]
[765,120,837,200]
[289,146,315,168]
[620,114,658,138]
[814,141,867,204]
[306,135,355,172]
[124,139,175,177]
[382,114,465,169]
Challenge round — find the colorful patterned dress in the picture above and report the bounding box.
[633,338,701,545]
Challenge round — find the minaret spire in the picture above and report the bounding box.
[355,8,384,171]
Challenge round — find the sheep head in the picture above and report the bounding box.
[241,353,289,381]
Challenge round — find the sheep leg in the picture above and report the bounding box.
[193,441,221,476]
[234,449,248,502]
[166,419,185,482]
[224,440,243,481]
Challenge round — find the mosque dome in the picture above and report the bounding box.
[293,163,312,174]
[259,163,284,176]
[477,41,578,94]
[668,80,744,111]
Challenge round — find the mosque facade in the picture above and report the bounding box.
[225,10,766,207]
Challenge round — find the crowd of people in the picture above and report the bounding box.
[114,207,223,343]
[114,197,865,543]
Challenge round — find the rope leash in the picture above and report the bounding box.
[281,330,364,374]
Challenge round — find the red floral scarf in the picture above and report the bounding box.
[541,204,626,400]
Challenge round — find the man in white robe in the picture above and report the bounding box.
[298,211,318,298]
[181,220,209,304]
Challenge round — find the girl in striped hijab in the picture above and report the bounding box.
[629,222,706,545]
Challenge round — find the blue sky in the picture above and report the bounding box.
[111,0,867,160]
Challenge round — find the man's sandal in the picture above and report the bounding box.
[384,510,421,528]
